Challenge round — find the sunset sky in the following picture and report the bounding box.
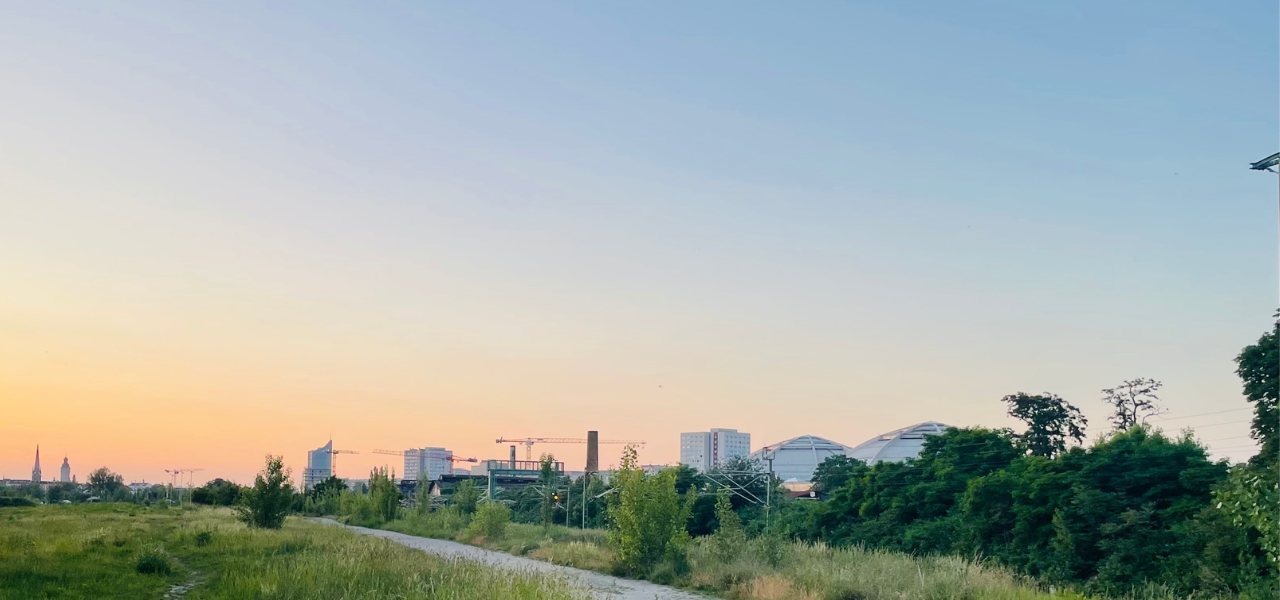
[1,2,1276,486]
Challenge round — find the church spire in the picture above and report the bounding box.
[32,445,42,483]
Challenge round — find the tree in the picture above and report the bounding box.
[539,453,556,529]
[1235,317,1278,463]
[709,487,746,561]
[607,446,693,575]
[369,467,401,523]
[1102,378,1165,431]
[811,455,868,494]
[87,467,124,497]
[309,475,346,499]
[1004,392,1088,457]
[452,479,480,516]
[235,455,294,529]
[191,478,244,506]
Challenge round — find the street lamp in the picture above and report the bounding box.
[1251,152,1280,299]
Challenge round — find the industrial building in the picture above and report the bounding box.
[680,428,751,472]
[846,421,950,464]
[749,435,856,483]
[302,440,333,490]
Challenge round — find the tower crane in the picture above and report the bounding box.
[372,449,478,463]
[324,448,358,477]
[163,468,204,503]
[495,437,646,460]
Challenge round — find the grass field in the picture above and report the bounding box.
[0,504,586,600]
[379,510,1243,600]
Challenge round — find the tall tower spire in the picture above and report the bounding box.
[32,445,42,483]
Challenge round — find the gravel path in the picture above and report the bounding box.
[313,519,707,600]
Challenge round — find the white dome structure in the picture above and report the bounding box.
[846,421,950,465]
[750,435,855,483]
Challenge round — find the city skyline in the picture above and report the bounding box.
[1,1,1275,487]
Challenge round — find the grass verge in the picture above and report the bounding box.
[1,504,586,600]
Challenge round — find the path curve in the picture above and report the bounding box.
[312,519,706,600]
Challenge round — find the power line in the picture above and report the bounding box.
[1152,408,1251,422]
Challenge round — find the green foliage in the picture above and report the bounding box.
[1101,378,1165,431]
[1003,392,1087,457]
[453,479,480,516]
[709,488,746,563]
[308,475,347,499]
[1215,460,1279,565]
[0,503,585,600]
[369,467,401,524]
[0,497,37,507]
[194,531,213,546]
[468,501,512,540]
[338,490,379,527]
[190,478,244,506]
[811,455,869,494]
[1235,318,1278,463]
[87,467,124,497]
[606,446,693,576]
[234,454,294,529]
[134,546,172,575]
[539,454,556,530]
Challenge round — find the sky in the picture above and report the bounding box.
[0,2,1276,486]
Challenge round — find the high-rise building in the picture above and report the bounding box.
[303,440,333,490]
[32,445,42,483]
[60,456,71,483]
[679,428,751,472]
[403,448,452,482]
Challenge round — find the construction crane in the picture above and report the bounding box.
[164,468,205,488]
[496,437,646,460]
[371,449,478,463]
[324,448,358,477]
[163,468,204,502]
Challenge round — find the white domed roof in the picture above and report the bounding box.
[750,435,855,483]
[846,421,950,465]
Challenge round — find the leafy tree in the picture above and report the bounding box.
[468,501,511,539]
[369,466,401,523]
[1235,317,1278,463]
[191,478,243,506]
[1102,378,1165,431]
[452,479,480,516]
[709,487,746,561]
[670,464,702,494]
[309,475,346,499]
[235,455,294,529]
[539,453,556,529]
[607,446,693,575]
[1003,392,1088,457]
[87,467,124,497]
[811,455,868,494]
[45,482,83,504]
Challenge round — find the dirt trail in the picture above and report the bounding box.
[314,519,706,600]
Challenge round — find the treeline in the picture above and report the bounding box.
[792,320,1279,598]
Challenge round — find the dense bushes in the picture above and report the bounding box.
[807,425,1267,596]
[467,502,512,540]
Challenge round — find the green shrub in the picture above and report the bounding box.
[468,502,511,540]
[194,531,213,547]
[135,547,172,575]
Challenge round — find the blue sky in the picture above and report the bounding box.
[0,1,1274,480]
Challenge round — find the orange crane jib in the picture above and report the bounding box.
[495,437,646,460]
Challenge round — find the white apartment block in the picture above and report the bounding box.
[403,447,453,482]
[680,428,751,472]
